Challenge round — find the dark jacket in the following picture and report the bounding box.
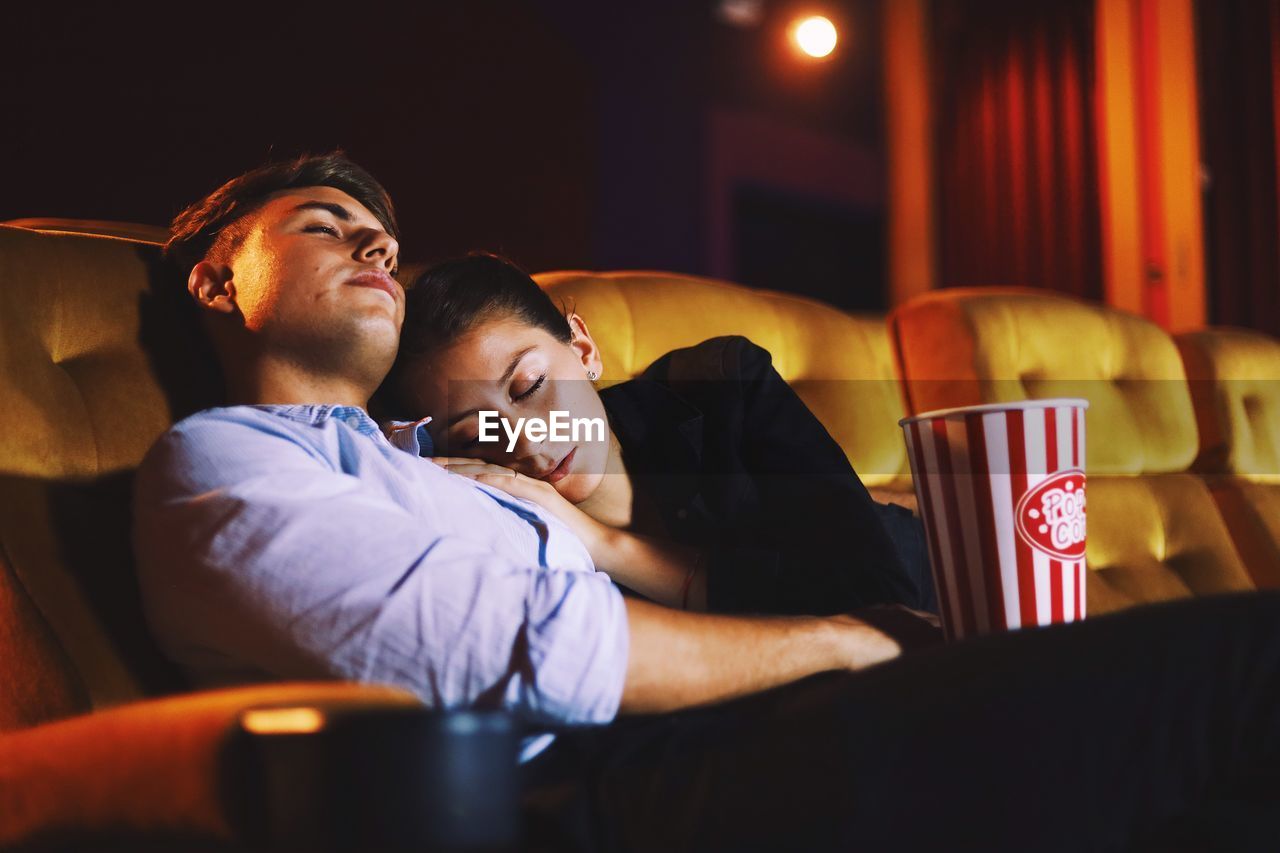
[599,335,935,616]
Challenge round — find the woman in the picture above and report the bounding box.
[380,253,934,618]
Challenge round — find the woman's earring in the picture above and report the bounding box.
[586,370,598,381]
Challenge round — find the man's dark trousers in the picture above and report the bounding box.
[522,592,1280,852]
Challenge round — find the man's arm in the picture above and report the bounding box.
[619,597,899,713]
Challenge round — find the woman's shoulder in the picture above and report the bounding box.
[599,336,776,445]
[639,335,775,385]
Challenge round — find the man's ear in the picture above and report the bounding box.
[567,313,604,379]
[187,262,239,315]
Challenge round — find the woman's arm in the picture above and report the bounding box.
[597,526,708,610]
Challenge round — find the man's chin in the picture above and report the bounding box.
[288,319,400,381]
[347,311,402,347]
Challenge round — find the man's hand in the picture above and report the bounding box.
[847,605,945,654]
[823,612,908,668]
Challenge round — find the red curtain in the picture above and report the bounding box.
[1196,0,1280,336]
[932,0,1103,299]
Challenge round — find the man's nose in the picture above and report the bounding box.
[358,228,399,273]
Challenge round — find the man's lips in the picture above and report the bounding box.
[537,447,577,484]
[347,269,401,303]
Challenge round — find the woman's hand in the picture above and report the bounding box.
[429,457,615,557]
[432,456,705,610]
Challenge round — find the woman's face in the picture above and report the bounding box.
[396,314,611,504]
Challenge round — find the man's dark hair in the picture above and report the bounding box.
[164,151,399,272]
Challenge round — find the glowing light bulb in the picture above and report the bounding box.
[793,15,837,59]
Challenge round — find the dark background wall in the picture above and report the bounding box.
[2,0,887,305]
[2,2,596,273]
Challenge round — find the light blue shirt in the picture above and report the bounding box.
[132,404,630,747]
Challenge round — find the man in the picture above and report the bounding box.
[135,153,1280,851]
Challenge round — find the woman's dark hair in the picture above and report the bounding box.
[399,252,572,359]
[377,253,572,419]
[164,151,398,273]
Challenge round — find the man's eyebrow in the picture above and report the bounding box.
[287,201,354,221]
[444,346,538,428]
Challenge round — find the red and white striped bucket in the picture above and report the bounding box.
[900,399,1089,641]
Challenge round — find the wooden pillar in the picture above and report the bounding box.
[1096,0,1206,329]
[884,0,936,307]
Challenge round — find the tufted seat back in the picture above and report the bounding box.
[888,287,1201,475]
[0,224,212,714]
[1176,328,1280,483]
[1176,328,1280,588]
[534,270,913,489]
[890,288,1254,613]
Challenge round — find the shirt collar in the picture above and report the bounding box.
[248,404,384,438]
[382,417,437,457]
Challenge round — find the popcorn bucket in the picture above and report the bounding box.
[899,399,1089,641]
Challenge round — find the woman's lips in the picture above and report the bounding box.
[541,447,577,484]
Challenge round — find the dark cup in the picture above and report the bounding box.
[220,704,521,852]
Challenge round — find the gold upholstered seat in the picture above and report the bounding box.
[889,287,1255,615]
[1177,327,1280,589]
[0,224,422,847]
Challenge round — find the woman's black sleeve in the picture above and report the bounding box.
[690,336,927,615]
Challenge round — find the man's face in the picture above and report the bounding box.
[219,185,403,365]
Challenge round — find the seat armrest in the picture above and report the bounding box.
[0,682,420,849]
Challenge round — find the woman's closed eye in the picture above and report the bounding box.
[304,223,339,237]
[513,373,546,402]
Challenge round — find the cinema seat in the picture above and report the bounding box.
[1176,328,1280,589]
[0,224,432,848]
[889,288,1255,615]
[0,673,421,850]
